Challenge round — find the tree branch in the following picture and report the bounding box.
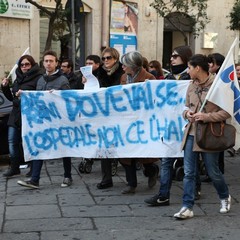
[25,0,52,16]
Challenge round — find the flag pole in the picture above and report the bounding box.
[6,47,30,79]
[199,37,238,112]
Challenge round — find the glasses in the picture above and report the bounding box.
[102,56,113,61]
[20,62,31,67]
[171,54,180,59]
[149,65,154,68]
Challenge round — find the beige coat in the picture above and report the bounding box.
[181,74,231,152]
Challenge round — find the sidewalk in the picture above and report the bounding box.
[0,154,239,240]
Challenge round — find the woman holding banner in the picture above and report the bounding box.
[119,51,159,194]
[1,55,43,177]
[96,47,125,189]
[174,54,231,219]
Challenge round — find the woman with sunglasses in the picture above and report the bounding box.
[148,60,164,79]
[145,45,200,207]
[165,45,192,80]
[1,55,43,177]
[96,47,125,189]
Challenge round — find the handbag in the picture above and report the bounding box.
[195,87,236,151]
[195,121,236,151]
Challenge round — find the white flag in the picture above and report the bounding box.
[203,38,240,149]
[7,47,31,81]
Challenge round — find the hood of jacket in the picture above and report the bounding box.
[43,69,62,83]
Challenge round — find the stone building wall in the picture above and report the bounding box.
[0,0,238,78]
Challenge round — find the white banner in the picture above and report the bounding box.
[21,80,190,161]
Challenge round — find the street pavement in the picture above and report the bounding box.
[0,154,240,240]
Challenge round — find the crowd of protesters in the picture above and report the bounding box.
[0,46,235,220]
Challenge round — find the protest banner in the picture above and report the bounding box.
[21,80,190,161]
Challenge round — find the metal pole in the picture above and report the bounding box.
[71,0,75,71]
[102,0,110,48]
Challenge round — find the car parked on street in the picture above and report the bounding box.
[0,89,12,156]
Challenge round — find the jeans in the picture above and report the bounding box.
[31,157,72,183]
[31,160,43,182]
[8,126,21,169]
[183,135,229,209]
[159,158,175,198]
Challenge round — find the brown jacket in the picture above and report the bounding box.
[120,67,156,85]
[181,74,231,152]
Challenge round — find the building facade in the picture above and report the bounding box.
[0,0,238,78]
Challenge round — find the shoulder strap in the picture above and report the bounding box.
[195,87,206,113]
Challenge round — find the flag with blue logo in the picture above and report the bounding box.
[203,37,240,149]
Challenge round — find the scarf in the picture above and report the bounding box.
[126,68,141,84]
[102,62,120,76]
[171,64,187,75]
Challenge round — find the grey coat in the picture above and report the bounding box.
[37,69,70,90]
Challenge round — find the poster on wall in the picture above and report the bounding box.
[0,0,33,19]
[110,1,138,56]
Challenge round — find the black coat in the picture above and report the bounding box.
[63,71,84,90]
[165,71,190,80]
[97,63,124,87]
[2,64,43,128]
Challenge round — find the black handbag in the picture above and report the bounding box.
[195,121,236,151]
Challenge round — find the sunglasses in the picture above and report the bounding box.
[102,56,113,61]
[20,62,31,67]
[171,54,180,59]
[149,65,154,68]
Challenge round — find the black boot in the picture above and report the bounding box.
[143,163,159,188]
[3,167,20,177]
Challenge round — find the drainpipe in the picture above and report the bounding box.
[71,0,75,71]
[102,0,110,50]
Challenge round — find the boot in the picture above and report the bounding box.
[3,167,20,177]
[147,164,159,188]
[3,160,20,178]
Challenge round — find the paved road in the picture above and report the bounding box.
[0,154,239,240]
